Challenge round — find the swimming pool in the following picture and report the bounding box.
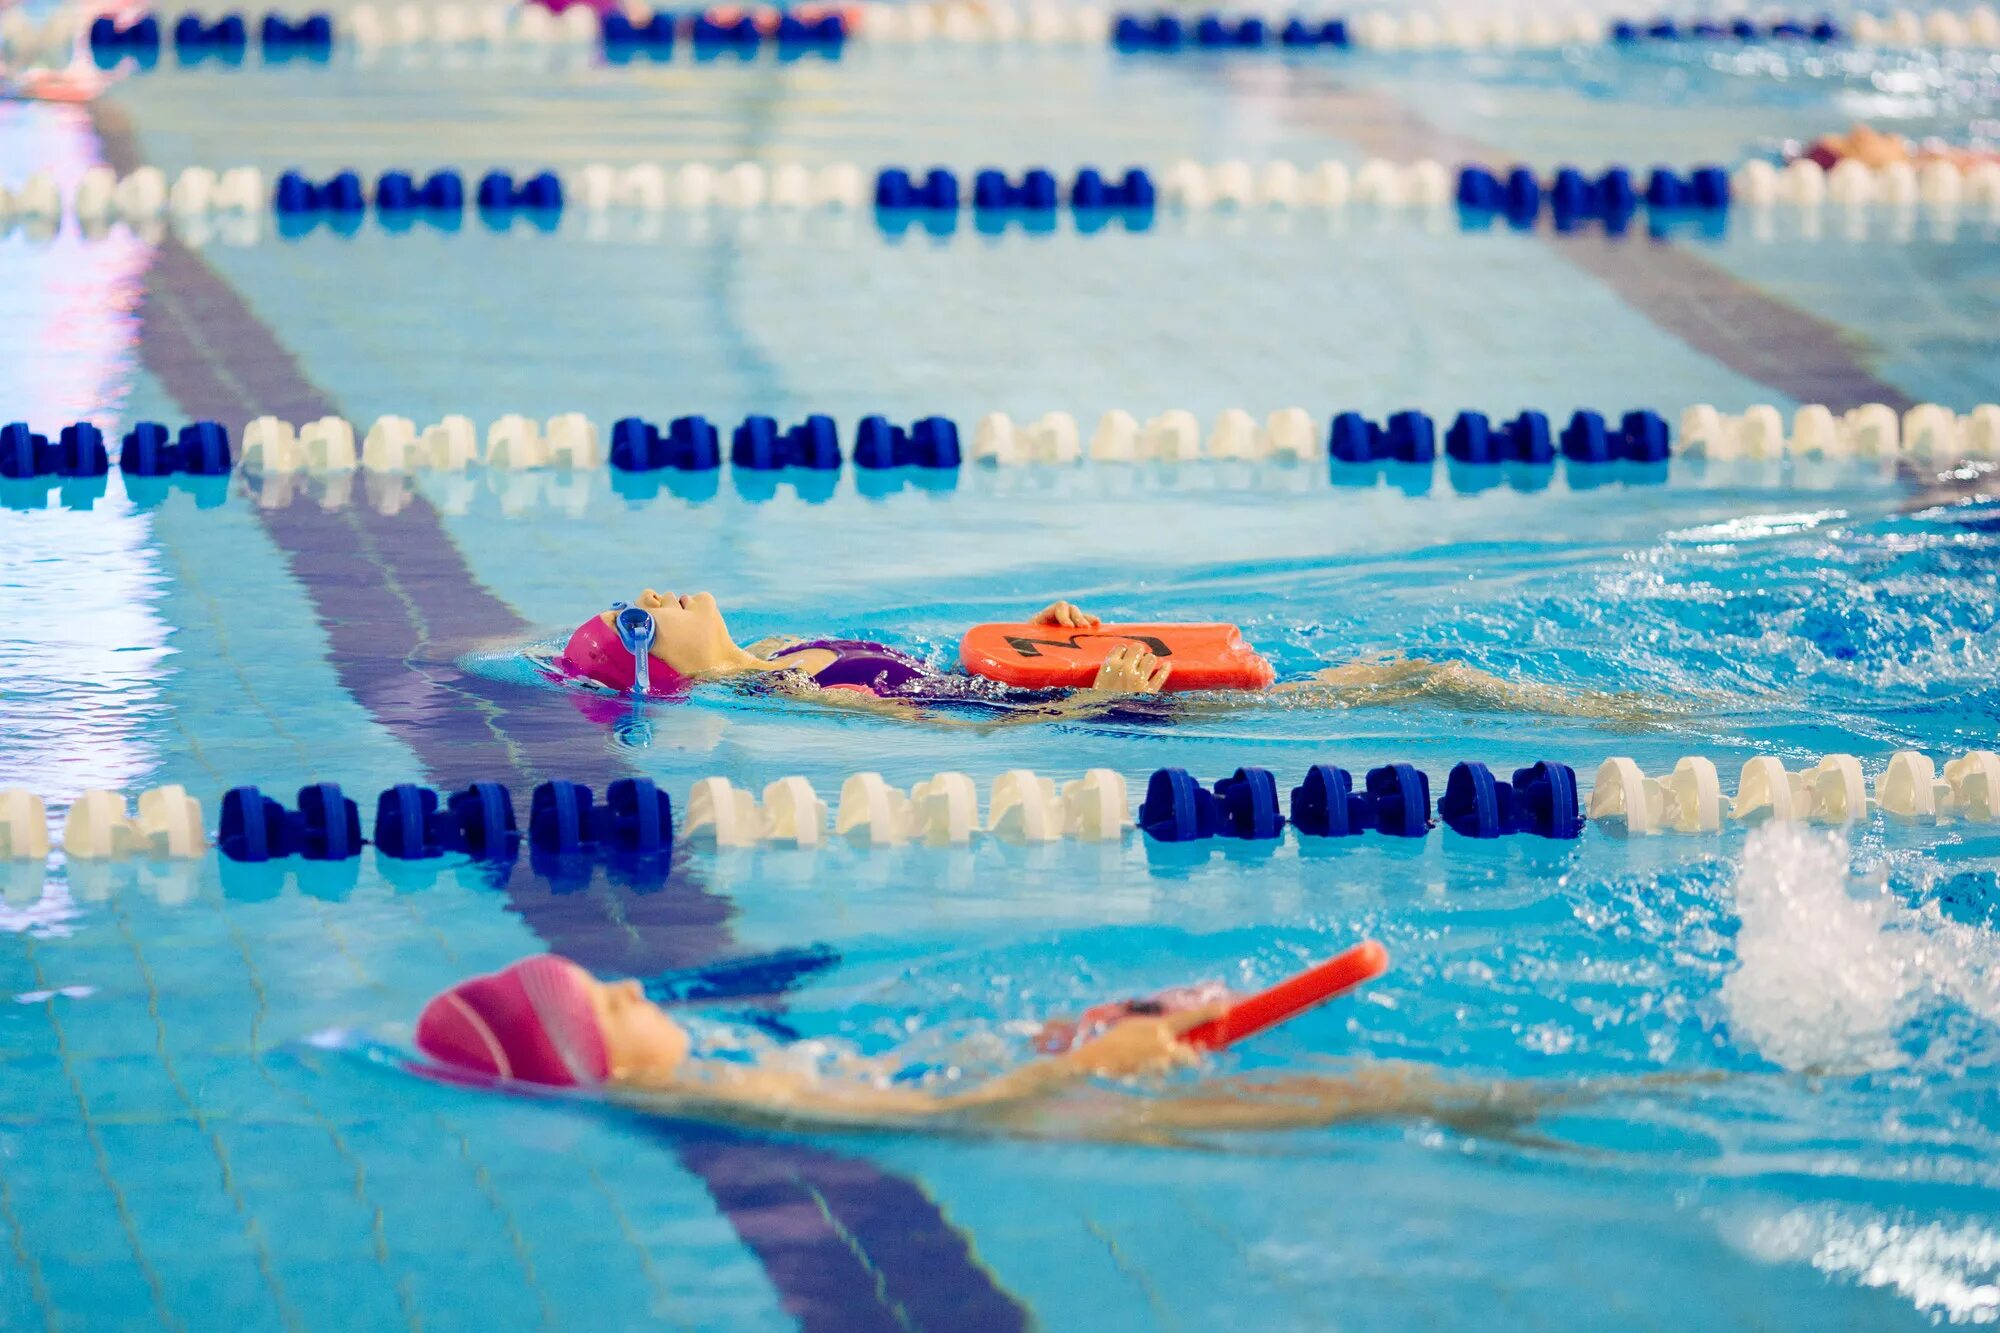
[5,6,2000,1328]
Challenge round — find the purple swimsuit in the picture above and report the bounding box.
[761,637,1169,723]
[770,639,935,697]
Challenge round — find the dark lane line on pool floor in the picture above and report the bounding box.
[1269,71,1917,414]
[89,98,1031,1333]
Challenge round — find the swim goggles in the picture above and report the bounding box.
[609,601,657,697]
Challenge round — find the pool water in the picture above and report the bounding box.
[5,7,2000,1329]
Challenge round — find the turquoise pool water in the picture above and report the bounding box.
[5,13,2000,1329]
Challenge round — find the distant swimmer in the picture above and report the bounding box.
[1798,122,1999,172]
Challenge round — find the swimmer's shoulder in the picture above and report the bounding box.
[744,636,838,682]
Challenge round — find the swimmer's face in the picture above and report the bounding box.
[580,972,692,1082]
[603,589,741,677]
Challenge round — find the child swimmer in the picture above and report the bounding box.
[415,955,1562,1142]
[551,591,1666,723]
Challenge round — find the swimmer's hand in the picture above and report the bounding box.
[1090,644,1172,694]
[1032,601,1100,629]
[1064,1005,1225,1079]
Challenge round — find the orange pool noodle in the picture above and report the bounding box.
[1179,941,1390,1051]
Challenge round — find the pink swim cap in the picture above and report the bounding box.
[558,615,687,697]
[416,955,612,1087]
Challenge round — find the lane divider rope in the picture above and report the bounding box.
[5,750,1995,865]
[10,160,2000,235]
[8,401,1999,485]
[32,5,2000,71]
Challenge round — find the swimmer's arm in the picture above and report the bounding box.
[654,1009,1222,1120]
[773,644,1177,730]
[922,1007,1222,1113]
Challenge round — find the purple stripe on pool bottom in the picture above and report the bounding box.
[1272,72,1916,413]
[1550,233,1916,414]
[90,101,1030,1333]
[673,1128,1028,1333]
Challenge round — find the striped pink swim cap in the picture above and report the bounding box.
[557,615,688,697]
[415,955,612,1087]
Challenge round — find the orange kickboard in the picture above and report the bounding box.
[959,622,1276,693]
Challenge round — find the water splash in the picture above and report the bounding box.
[1722,823,2000,1072]
[1724,823,1921,1071]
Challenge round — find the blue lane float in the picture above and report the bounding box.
[609,416,726,471]
[1558,410,1671,464]
[373,170,466,212]
[1070,167,1158,210]
[973,168,1060,212]
[852,416,962,469]
[171,12,250,56]
[56,425,111,478]
[1319,765,1433,837]
[224,781,519,863]
[1328,411,1438,464]
[1337,409,1667,466]
[527,779,674,856]
[222,779,673,863]
[1128,767,1288,843]
[87,13,163,64]
[257,12,333,50]
[1610,16,1842,43]
[0,424,54,480]
[278,169,465,217]
[1444,411,1554,465]
[874,167,961,211]
[601,8,847,56]
[1137,769,1218,841]
[613,415,853,472]
[113,421,233,477]
[1137,761,1481,843]
[1213,767,1286,839]
[0,418,229,480]
[1457,163,1729,230]
[1440,761,1583,839]
[91,10,332,65]
[218,782,361,862]
[372,782,515,859]
[275,169,365,215]
[1113,12,1350,48]
[475,169,564,212]
[1464,162,1728,232]
[1287,764,1437,838]
[877,166,1156,215]
[730,415,842,470]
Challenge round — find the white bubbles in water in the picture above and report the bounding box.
[1723,823,2000,1072]
[1725,823,1916,1071]
[1740,1206,2000,1325]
